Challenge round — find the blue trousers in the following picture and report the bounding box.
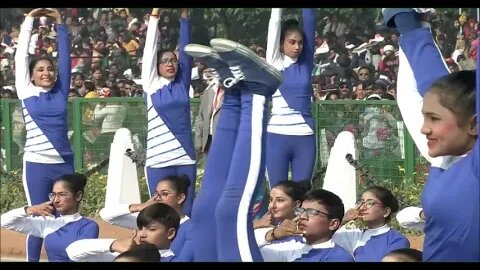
[190,82,268,261]
[266,133,316,187]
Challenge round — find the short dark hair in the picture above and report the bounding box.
[114,243,160,262]
[137,203,180,236]
[385,248,423,262]
[303,189,345,225]
[363,186,399,222]
[429,70,476,126]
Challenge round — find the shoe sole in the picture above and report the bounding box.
[210,38,283,82]
[184,44,223,61]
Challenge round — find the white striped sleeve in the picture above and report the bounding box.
[99,204,138,230]
[141,16,160,94]
[0,206,45,238]
[266,8,283,67]
[15,16,34,100]
[66,238,118,262]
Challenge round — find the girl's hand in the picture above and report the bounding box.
[43,8,62,24]
[253,211,275,229]
[27,8,47,18]
[25,201,55,218]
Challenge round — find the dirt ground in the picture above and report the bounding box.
[0,217,424,261]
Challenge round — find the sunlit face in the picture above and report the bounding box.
[31,59,55,88]
[356,191,388,224]
[49,181,81,215]
[421,91,475,157]
[138,221,175,250]
[152,181,184,210]
[157,51,178,80]
[282,30,304,59]
[297,201,339,243]
[268,187,300,222]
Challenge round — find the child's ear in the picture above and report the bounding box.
[167,228,176,241]
[76,191,84,202]
[468,114,477,137]
[177,193,186,205]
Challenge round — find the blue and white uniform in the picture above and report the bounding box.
[392,11,480,261]
[265,8,316,186]
[259,238,353,262]
[98,204,192,260]
[1,207,98,262]
[332,224,409,261]
[15,17,74,262]
[141,16,196,216]
[66,238,174,262]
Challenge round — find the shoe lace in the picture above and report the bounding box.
[223,66,245,88]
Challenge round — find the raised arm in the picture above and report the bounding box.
[46,8,70,97]
[99,204,139,230]
[266,8,282,66]
[15,13,36,99]
[177,8,192,91]
[141,8,161,93]
[397,27,450,165]
[299,8,315,66]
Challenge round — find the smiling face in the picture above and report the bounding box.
[157,51,178,80]
[31,59,55,88]
[268,187,299,222]
[421,91,475,157]
[282,30,304,59]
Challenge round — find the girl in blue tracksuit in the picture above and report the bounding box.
[15,8,74,262]
[265,8,316,187]
[383,8,479,261]
[141,8,196,216]
[183,38,283,261]
[1,173,99,262]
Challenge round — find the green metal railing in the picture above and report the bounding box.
[1,98,417,183]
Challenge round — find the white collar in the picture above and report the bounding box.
[283,54,298,66]
[309,239,336,249]
[58,212,83,222]
[180,215,190,225]
[158,249,174,257]
[364,224,390,236]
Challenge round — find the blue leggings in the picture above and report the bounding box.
[190,82,268,261]
[23,156,74,262]
[266,133,316,187]
[145,164,196,217]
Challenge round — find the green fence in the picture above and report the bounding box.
[1,98,417,184]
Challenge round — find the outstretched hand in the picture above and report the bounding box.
[26,8,47,18]
[42,8,62,24]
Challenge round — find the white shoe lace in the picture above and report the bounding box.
[223,66,245,88]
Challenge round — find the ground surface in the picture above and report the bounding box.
[0,217,424,261]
